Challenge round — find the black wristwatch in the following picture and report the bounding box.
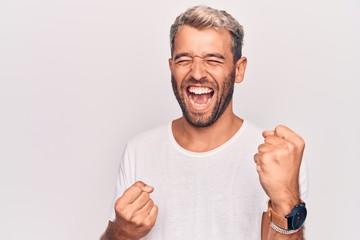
[267,201,307,234]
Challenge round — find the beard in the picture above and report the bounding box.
[171,68,236,128]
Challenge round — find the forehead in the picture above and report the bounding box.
[173,25,232,57]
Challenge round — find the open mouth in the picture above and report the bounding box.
[187,86,214,109]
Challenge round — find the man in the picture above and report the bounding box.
[101,5,308,240]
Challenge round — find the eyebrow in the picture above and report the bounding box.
[174,53,225,60]
[174,53,190,60]
[205,54,225,59]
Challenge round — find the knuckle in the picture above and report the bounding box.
[264,136,271,143]
[114,203,122,214]
[286,142,295,152]
[273,148,282,157]
[143,218,154,228]
[254,153,262,163]
[275,125,284,133]
[258,143,266,152]
[147,199,154,207]
[115,199,125,213]
[297,136,305,147]
[124,210,134,222]
[260,152,269,161]
[116,204,133,222]
[132,216,144,226]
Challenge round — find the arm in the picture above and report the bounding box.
[261,213,304,240]
[100,181,158,240]
[100,221,125,240]
[255,125,306,240]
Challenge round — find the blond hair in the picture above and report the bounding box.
[170,5,244,63]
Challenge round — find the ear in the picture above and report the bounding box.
[168,57,173,71]
[234,57,247,83]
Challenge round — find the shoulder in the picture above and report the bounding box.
[126,122,171,150]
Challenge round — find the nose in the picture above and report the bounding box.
[190,56,208,80]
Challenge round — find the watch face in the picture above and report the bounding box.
[290,205,307,230]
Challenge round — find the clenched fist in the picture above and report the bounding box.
[254,125,305,215]
[113,181,158,240]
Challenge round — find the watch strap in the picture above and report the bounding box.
[270,222,301,235]
[267,201,288,230]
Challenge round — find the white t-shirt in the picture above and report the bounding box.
[109,120,309,240]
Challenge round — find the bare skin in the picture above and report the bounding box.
[101,26,305,240]
[100,181,158,240]
[256,126,305,239]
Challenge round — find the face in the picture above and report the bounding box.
[169,25,246,128]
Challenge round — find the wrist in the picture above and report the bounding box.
[267,200,307,233]
[110,222,138,240]
[270,197,301,217]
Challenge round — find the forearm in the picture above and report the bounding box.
[100,221,118,240]
[100,221,134,240]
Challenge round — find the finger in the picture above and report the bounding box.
[274,125,305,147]
[264,135,284,145]
[119,181,154,205]
[254,152,260,164]
[254,153,264,173]
[135,204,158,229]
[262,130,275,138]
[130,191,151,212]
[257,143,274,153]
[135,198,155,217]
[130,198,155,226]
[146,204,159,225]
[134,181,154,193]
[274,125,297,140]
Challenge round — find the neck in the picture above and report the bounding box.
[172,106,243,152]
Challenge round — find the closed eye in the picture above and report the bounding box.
[175,59,192,65]
[206,59,223,63]
[205,58,224,66]
[173,54,225,67]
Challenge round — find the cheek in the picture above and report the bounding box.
[209,66,232,80]
[171,74,184,94]
[172,72,188,89]
[210,73,229,87]
[174,77,183,89]
[176,71,189,84]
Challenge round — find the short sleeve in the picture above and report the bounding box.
[299,158,309,203]
[108,144,136,222]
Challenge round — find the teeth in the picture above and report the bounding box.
[188,86,213,95]
[194,103,207,107]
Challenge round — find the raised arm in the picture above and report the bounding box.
[255,125,307,240]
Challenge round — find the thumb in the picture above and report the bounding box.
[143,184,154,193]
[134,181,155,193]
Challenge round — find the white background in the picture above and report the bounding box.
[1,0,359,239]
